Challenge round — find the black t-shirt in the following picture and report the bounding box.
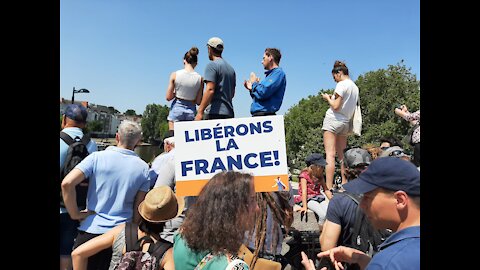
[325,193,359,246]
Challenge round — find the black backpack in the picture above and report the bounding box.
[114,222,172,270]
[343,192,391,256]
[60,131,91,209]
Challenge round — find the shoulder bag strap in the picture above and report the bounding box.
[125,222,139,252]
[194,252,216,270]
[148,239,172,266]
[342,192,359,205]
[81,133,91,145]
[60,131,75,145]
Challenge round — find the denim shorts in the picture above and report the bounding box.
[59,213,79,256]
[167,99,196,122]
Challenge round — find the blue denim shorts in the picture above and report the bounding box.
[167,99,196,122]
[60,213,79,256]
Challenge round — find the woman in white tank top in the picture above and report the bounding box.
[165,47,204,132]
[321,60,359,192]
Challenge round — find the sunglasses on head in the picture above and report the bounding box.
[389,150,405,157]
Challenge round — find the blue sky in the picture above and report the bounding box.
[60,0,419,118]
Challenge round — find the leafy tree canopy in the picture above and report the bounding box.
[125,109,137,116]
[141,104,169,143]
[86,120,104,133]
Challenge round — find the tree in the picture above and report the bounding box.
[107,106,120,114]
[284,61,420,171]
[141,104,169,143]
[284,91,332,169]
[86,120,104,133]
[125,109,137,116]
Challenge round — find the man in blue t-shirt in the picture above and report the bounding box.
[62,120,150,270]
[244,48,287,116]
[195,37,236,120]
[303,157,420,270]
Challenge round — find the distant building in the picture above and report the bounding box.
[60,98,140,138]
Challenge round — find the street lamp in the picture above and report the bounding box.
[71,87,90,104]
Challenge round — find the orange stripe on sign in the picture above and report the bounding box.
[176,180,209,196]
[175,174,290,196]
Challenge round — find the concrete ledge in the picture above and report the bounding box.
[292,205,320,231]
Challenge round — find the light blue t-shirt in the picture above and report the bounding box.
[203,58,236,117]
[76,146,150,234]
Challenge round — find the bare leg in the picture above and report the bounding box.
[323,130,336,190]
[168,121,174,131]
[336,135,348,185]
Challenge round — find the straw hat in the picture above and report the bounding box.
[138,186,185,223]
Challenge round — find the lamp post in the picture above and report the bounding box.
[71,87,90,104]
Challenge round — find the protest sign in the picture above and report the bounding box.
[174,115,288,196]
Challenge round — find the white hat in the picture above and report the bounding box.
[163,136,175,145]
[207,37,224,51]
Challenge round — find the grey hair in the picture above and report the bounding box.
[117,120,142,149]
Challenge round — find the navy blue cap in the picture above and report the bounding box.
[343,157,420,195]
[64,104,88,123]
[305,153,327,167]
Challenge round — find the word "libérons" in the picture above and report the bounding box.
[185,121,273,142]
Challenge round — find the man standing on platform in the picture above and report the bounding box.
[244,48,287,116]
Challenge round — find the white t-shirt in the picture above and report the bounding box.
[324,78,359,122]
[174,69,202,101]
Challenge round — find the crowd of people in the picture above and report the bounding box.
[60,36,420,270]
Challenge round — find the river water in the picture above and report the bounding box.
[134,145,162,164]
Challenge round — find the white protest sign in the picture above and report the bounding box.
[174,115,289,196]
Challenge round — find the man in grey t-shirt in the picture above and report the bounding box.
[195,37,236,120]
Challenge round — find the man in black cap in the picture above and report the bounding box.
[310,157,420,270]
[60,104,98,270]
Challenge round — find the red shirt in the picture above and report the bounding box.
[294,170,322,204]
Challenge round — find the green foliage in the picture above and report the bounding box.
[141,104,169,143]
[107,106,119,114]
[284,90,332,169]
[284,61,420,171]
[125,109,137,116]
[86,120,104,132]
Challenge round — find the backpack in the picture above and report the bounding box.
[60,131,91,209]
[343,192,391,256]
[114,222,172,270]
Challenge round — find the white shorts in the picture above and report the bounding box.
[322,116,351,135]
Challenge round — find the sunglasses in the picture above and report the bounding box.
[380,146,390,151]
[389,150,406,157]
